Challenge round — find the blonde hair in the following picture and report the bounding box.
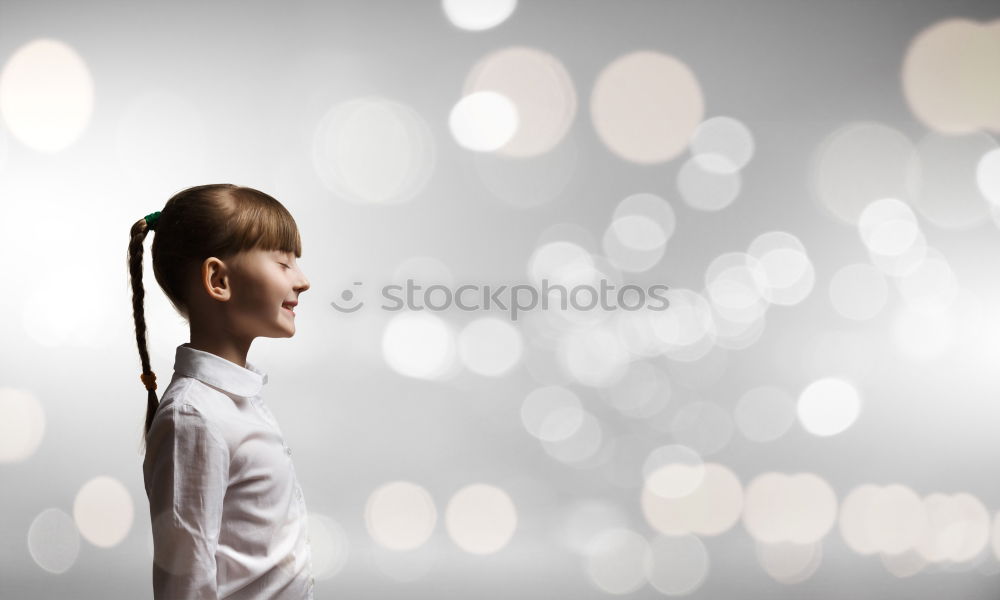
[128,184,302,453]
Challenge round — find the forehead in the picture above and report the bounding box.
[254,248,295,258]
[227,248,293,265]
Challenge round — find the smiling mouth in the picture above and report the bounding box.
[282,304,296,316]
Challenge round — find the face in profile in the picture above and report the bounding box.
[225,248,311,338]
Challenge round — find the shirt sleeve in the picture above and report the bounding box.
[143,402,230,600]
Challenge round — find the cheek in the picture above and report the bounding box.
[232,277,277,312]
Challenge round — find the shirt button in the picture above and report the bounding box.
[285,446,292,456]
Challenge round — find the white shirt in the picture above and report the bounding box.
[142,343,314,599]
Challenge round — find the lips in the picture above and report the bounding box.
[282,302,297,315]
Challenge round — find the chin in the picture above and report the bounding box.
[261,325,295,338]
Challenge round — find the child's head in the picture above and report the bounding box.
[128,183,310,449]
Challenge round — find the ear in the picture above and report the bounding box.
[201,257,232,301]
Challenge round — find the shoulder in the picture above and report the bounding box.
[147,376,229,447]
[157,373,234,415]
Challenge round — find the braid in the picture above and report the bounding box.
[129,217,158,455]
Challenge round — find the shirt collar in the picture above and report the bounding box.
[173,342,268,398]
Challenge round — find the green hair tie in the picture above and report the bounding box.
[144,211,161,231]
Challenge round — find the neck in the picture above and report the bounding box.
[188,330,253,369]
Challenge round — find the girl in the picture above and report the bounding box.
[129,184,315,599]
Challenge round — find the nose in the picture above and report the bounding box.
[296,271,311,294]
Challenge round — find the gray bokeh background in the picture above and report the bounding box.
[2,0,1000,598]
